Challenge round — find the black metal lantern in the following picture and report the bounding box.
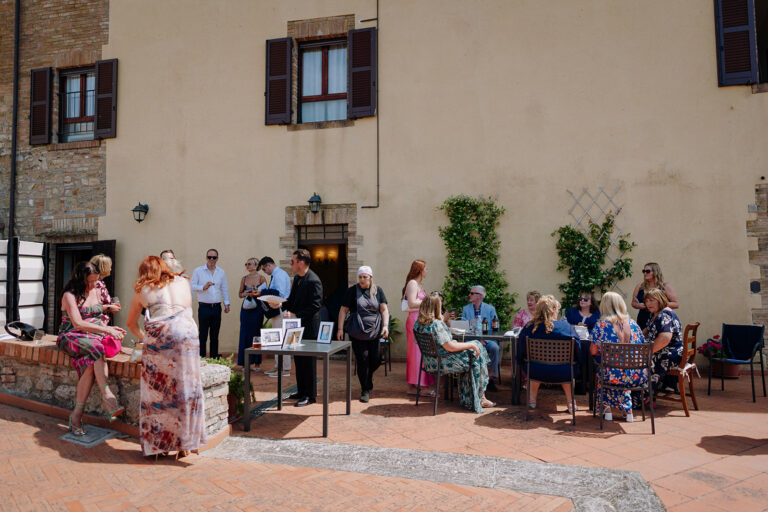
[308,193,322,214]
[131,202,149,223]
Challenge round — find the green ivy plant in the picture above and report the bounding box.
[438,195,517,326]
[551,212,636,308]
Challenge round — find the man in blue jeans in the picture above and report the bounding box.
[461,285,500,392]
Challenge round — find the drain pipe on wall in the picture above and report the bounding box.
[361,0,380,209]
[7,0,21,322]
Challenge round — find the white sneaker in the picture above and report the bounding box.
[603,406,613,421]
[625,412,634,423]
[269,372,290,378]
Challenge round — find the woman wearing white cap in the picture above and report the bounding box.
[337,266,390,402]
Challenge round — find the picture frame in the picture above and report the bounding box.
[282,326,305,348]
[317,321,334,343]
[259,328,283,347]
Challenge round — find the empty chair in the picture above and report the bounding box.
[708,323,766,402]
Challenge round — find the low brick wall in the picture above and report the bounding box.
[0,335,230,438]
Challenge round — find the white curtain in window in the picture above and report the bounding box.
[328,46,347,94]
[85,74,95,116]
[66,76,80,118]
[302,100,346,123]
[302,48,322,96]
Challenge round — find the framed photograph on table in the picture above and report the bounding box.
[260,328,283,347]
[282,318,301,340]
[282,327,305,348]
[317,321,334,343]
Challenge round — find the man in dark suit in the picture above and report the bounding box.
[283,248,323,407]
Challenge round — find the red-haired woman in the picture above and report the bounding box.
[402,260,434,395]
[127,256,206,458]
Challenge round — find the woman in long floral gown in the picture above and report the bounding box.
[127,256,206,458]
[413,293,495,413]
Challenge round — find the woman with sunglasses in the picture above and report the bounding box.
[631,262,679,331]
[237,257,267,368]
[565,292,600,332]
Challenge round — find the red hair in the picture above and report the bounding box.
[402,259,426,297]
[134,255,176,292]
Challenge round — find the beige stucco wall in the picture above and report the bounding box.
[99,0,768,356]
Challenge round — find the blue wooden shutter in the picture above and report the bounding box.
[265,37,292,125]
[714,0,758,85]
[347,28,377,119]
[29,67,52,145]
[94,59,118,139]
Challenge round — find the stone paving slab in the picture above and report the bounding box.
[204,436,663,512]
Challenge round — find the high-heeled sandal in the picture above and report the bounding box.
[68,402,87,436]
[100,384,125,422]
[176,450,189,460]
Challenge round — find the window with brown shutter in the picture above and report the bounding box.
[266,37,293,125]
[347,27,377,118]
[29,67,52,145]
[59,67,95,142]
[94,59,118,139]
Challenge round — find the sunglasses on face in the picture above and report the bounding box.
[469,292,481,295]
[642,269,652,274]
[579,297,590,302]
[207,256,218,260]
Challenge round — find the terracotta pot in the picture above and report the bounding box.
[711,361,741,379]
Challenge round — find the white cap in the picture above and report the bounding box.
[357,265,373,277]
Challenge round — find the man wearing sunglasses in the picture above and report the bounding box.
[461,285,501,392]
[191,248,231,358]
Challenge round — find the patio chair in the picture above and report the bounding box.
[655,322,700,416]
[525,338,577,425]
[597,342,654,434]
[708,323,766,402]
[413,329,472,415]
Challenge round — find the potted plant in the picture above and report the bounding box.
[203,354,253,421]
[698,335,741,379]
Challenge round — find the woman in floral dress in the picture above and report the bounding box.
[413,293,495,413]
[126,256,206,458]
[590,292,647,422]
[57,262,127,435]
[90,254,120,324]
[643,288,683,393]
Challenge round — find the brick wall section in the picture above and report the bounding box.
[0,335,231,436]
[746,183,768,367]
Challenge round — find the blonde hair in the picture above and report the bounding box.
[643,287,669,310]
[417,293,443,326]
[526,290,542,302]
[89,254,112,277]
[641,262,666,292]
[246,257,259,267]
[599,291,628,324]
[530,295,560,334]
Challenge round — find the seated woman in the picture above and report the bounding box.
[517,295,580,412]
[643,287,683,394]
[565,292,600,332]
[513,290,541,328]
[413,293,495,413]
[590,292,647,423]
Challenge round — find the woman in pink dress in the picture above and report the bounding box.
[403,260,434,394]
[513,290,541,327]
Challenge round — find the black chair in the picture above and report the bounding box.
[596,342,655,434]
[413,328,472,415]
[708,324,766,402]
[525,338,577,425]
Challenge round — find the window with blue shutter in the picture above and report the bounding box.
[715,0,758,85]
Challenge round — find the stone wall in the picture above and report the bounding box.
[746,183,768,368]
[0,336,231,437]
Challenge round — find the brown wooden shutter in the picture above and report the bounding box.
[29,67,52,145]
[348,28,377,119]
[714,0,758,86]
[265,37,292,125]
[94,59,118,139]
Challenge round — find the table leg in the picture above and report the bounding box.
[277,354,283,411]
[511,338,521,405]
[243,353,251,431]
[323,356,329,437]
[346,346,351,415]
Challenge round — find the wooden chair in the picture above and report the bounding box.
[655,322,700,416]
[413,328,471,415]
[525,338,577,425]
[597,342,655,434]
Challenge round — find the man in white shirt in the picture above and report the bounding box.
[258,256,293,376]
[191,248,230,358]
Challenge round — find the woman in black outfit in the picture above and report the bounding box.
[337,266,390,403]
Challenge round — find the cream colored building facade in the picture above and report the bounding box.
[98,0,768,357]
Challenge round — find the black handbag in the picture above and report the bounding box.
[4,321,38,341]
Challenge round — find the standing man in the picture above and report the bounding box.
[461,285,501,392]
[258,256,293,377]
[283,249,323,407]
[191,248,230,358]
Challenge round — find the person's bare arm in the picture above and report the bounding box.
[125,292,145,341]
[380,303,390,339]
[337,306,349,341]
[631,283,645,311]
[664,283,679,310]
[405,280,422,309]
[62,292,125,339]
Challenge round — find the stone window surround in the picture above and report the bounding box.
[281,203,362,286]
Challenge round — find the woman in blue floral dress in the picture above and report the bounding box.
[413,293,495,413]
[643,288,683,393]
[590,292,647,422]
